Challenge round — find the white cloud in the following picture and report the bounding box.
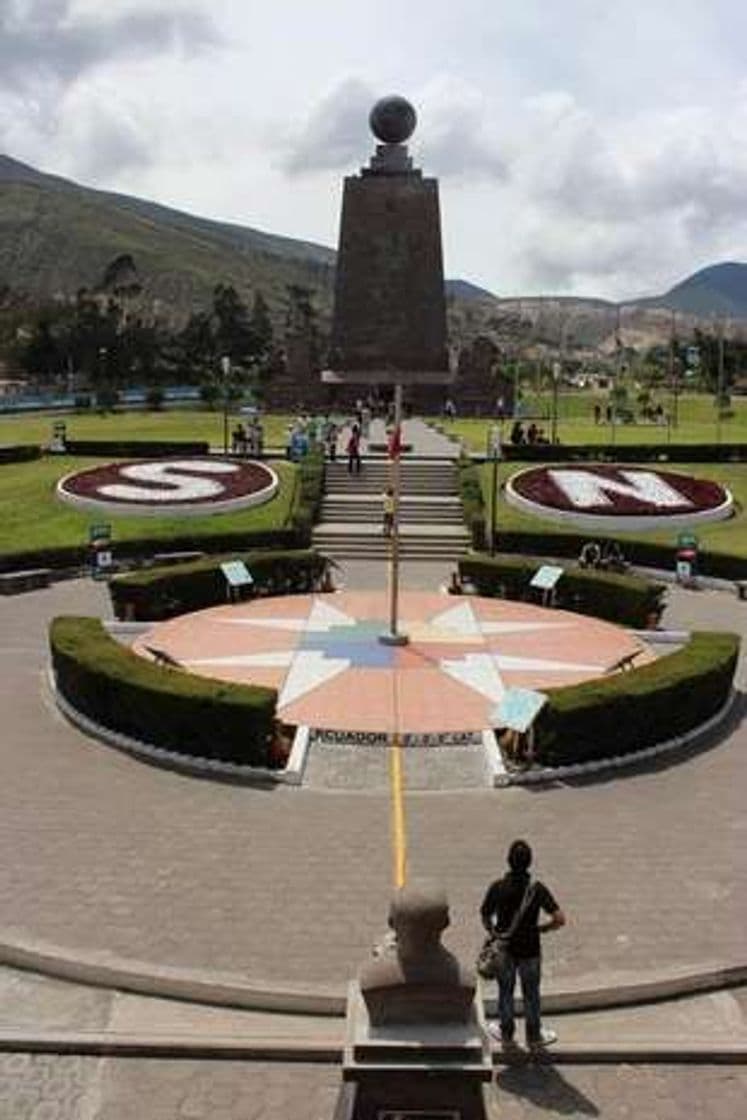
[1,0,746,299]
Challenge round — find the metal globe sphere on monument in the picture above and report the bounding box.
[369,95,417,144]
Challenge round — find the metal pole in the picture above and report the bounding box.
[669,310,678,431]
[717,318,725,444]
[382,382,407,646]
[220,355,230,455]
[491,449,498,556]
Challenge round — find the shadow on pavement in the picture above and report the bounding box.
[493,1062,600,1115]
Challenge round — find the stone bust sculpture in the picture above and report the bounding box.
[359,882,476,1026]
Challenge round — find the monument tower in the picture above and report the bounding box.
[324,95,453,398]
[324,96,454,643]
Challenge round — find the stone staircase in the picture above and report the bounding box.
[312,454,471,561]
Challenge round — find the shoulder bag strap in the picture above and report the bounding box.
[500,880,538,941]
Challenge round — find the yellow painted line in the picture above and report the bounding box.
[389,732,407,887]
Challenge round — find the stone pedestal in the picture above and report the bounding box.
[333,882,492,1120]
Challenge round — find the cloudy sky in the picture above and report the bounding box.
[1,0,746,299]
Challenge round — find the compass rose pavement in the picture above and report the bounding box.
[132,591,653,733]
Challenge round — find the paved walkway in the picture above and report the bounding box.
[0,572,744,1003]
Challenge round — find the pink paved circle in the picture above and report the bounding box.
[133,591,653,734]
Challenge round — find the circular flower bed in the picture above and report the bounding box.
[57,457,279,518]
[505,465,733,531]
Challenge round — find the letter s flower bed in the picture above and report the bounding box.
[50,617,276,766]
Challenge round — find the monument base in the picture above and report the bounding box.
[336,982,492,1120]
[378,630,410,647]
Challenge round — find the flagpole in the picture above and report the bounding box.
[381,381,408,646]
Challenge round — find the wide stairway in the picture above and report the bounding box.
[312,418,471,561]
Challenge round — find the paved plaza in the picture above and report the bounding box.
[0,571,745,999]
[0,525,745,1116]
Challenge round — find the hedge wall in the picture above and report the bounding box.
[458,457,487,549]
[0,444,41,465]
[50,616,276,765]
[109,548,328,620]
[0,528,304,576]
[492,531,747,583]
[534,631,739,767]
[499,442,747,463]
[459,553,667,628]
[62,440,209,457]
[289,448,325,542]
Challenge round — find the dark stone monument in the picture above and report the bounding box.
[323,95,453,404]
[335,882,492,1120]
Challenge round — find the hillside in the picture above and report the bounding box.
[1,153,745,353]
[652,262,747,317]
[0,155,336,320]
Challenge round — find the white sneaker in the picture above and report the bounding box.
[528,1027,557,1050]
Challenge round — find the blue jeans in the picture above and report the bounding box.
[497,954,542,1043]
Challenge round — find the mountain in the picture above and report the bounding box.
[0,154,336,319]
[645,262,747,318]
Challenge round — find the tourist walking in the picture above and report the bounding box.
[382,487,395,536]
[346,424,362,474]
[479,839,566,1052]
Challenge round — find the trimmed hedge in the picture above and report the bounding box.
[458,457,487,549]
[50,616,276,765]
[0,528,304,576]
[459,553,666,628]
[499,442,747,463]
[0,444,42,465]
[492,530,747,583]
[534,631,739,766]
[62,440,209,456]
[109,548,328,620]
[289,448,325,542]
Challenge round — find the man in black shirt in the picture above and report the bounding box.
[480,839,566,1050]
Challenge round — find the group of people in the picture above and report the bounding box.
[509,421,551,446]
[230,417,264,456]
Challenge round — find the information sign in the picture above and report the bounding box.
[529,565,564,592]
[220,561,253,588]
[492,688,548,734]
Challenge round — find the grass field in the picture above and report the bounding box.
[478,460,747,558]
[0,455,297,555]
[445,392,747,450]
[0,409,297,449]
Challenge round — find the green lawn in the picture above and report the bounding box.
[0,409,297,449]
[443,393,747,450]
[0,455,297,555]
[478,460,747,558]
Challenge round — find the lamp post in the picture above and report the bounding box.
[716,317,726,445]
[220,355,230,455]
[551,361,560,444]
[487,424,501,555]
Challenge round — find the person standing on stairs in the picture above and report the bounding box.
[382,487,395,536]
[347,423,362,474]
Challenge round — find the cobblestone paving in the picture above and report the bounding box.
[0,579,744,992]
[305,740,491,790]
[0,1057,745,1119]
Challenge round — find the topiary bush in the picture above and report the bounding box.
[50,616,277,765]
[534,631,739,766]
[288,448,325,543]
[458,456,487,549]
[109,548,328,620]
[459,553,667,628]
